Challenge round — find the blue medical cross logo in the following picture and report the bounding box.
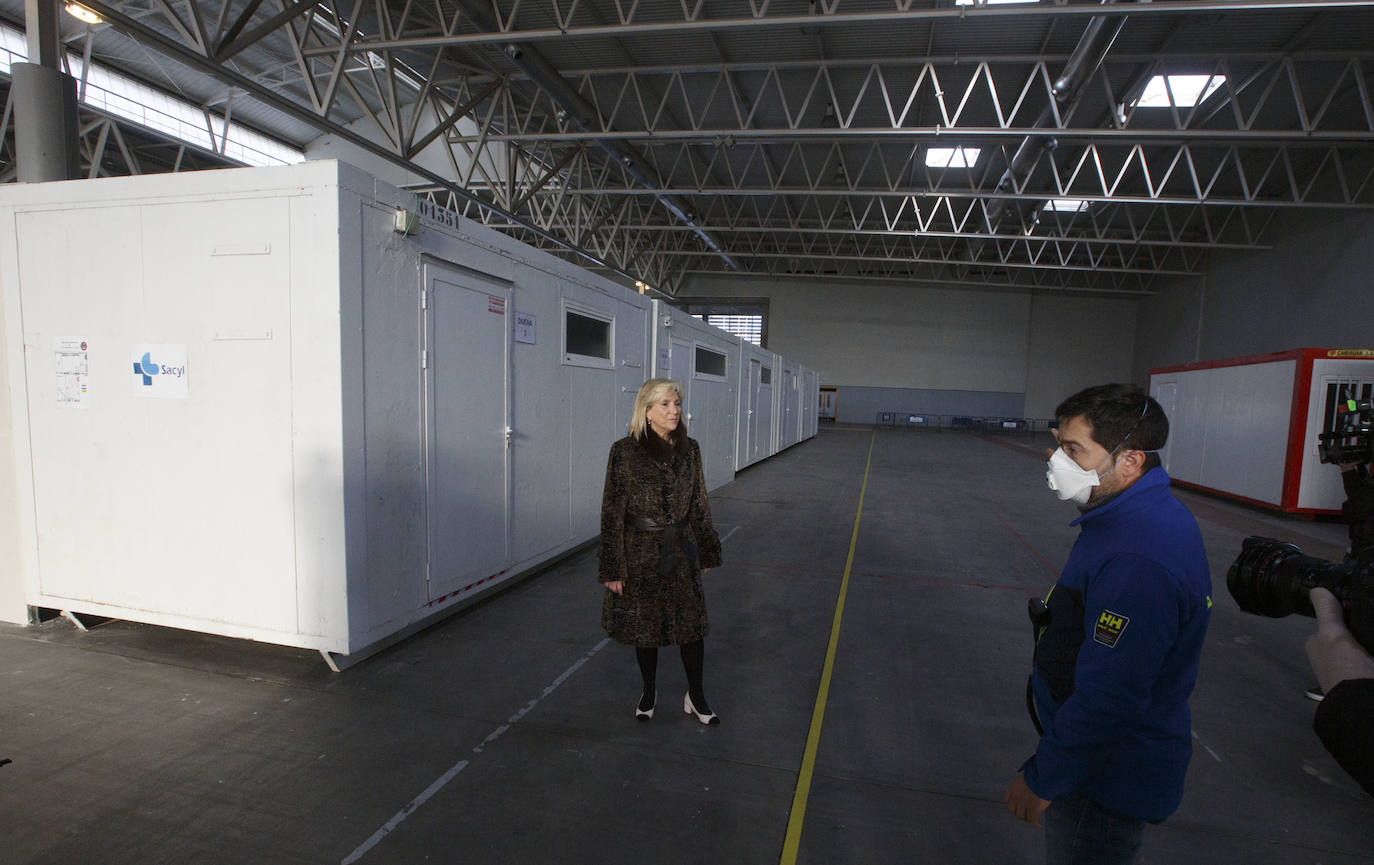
[133,352,159,386]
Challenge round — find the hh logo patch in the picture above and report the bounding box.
[1093,610,1130,648]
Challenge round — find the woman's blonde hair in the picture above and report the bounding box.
[628,378,684,438]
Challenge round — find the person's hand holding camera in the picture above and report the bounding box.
[1306,587,1374,692]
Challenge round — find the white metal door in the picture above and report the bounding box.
[791,367,802,444]
[424,264,511,601]
[747,359,760,462]
[673,337,693,418]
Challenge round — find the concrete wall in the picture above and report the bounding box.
[829,385,1023,424]
[1135,209,1374,379]
[681,276,1137,420]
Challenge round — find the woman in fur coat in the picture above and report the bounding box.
[599,378,723,724]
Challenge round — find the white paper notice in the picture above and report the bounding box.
[131,344,189,399]
[55,336,90,409]
[514,311,536,344]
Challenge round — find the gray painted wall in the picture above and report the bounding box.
[1135,209,1374,379]
[681,276,1137,420]
[687,205,1371,425]
[830,385,1024,424]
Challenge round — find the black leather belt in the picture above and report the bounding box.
[627,515,699,576]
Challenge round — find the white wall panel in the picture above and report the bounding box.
[509,271,574,563]
[1196,363,1294,505]
[1151,363,1293,505]
[354,199,426,636]
[18,197,303,633]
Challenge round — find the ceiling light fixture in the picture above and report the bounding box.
[64,3,103,23]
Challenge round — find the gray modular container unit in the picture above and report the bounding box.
[735,341,778,469]
[649,300,738,492]
[0,160,653,667]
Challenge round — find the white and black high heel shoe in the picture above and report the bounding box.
[636,690,656,721]
[684,692,720,726]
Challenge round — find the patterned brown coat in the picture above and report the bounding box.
[598,432,722,647]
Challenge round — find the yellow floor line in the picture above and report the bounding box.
[779,428,876,865]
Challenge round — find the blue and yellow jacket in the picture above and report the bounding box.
[1022,467,1211,822]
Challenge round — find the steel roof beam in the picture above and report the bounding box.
[305,1,1374,54]
[553,187,1373,208]
[438,127,1374,143]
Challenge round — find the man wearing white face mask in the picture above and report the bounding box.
[1004,384,1212,865]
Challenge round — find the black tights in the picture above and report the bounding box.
[635,640,708,711]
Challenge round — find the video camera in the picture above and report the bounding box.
[1227,537,1374,653]
[1318,394,1373,466]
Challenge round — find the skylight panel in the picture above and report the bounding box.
[0,21,303,167]
[955,0,1038,5]
[1044,198,1090,213]
[925,147,982,169]
[1135,74,1225,109]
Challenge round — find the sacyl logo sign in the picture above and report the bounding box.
[130,344,189,399]
[133,352,185,385]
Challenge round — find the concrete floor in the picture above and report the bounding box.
[1,426,1370,865]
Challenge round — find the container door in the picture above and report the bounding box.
[673,337,693,420]
[747,359,761,462]
[791,367,802,447]
[423,263,511,601]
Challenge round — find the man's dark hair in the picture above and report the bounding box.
[1055,383,1168,454]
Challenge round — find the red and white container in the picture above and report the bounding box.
[1149,348,1374,514]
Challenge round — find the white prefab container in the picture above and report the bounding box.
[0,160,654,665]
[649,301,738,491]
[1148,348,1374,514]
[735,341,778,469]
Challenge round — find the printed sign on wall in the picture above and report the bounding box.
[514,311,536,344]
[131,344,189,399]
[55,336,91,409]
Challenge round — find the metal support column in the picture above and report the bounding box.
[13,0,80,182]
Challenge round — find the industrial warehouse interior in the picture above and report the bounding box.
[1,0,1373,863]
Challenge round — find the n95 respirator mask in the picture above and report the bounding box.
[1045,447,1109,506]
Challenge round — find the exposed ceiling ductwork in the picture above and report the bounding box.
[983,0,1133,234]
[449,0,740,272]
